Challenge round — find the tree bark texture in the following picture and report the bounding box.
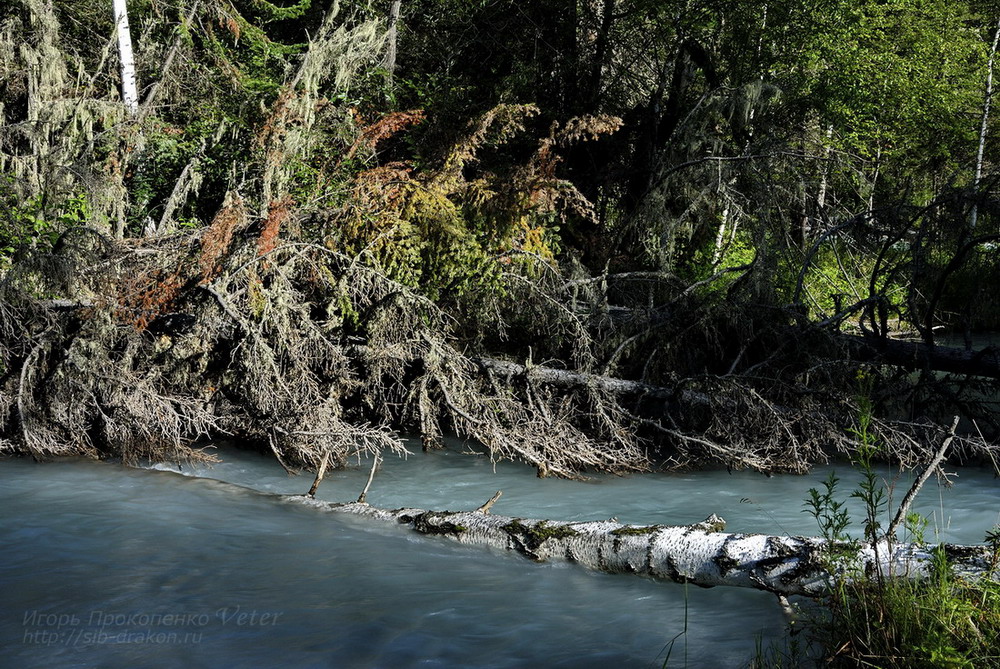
[292,496,998,597]
[843,334,1000,380]
[971,16,1000,230]
[472,356,708,405]
[113,0,138,114]
[384,0,401,88]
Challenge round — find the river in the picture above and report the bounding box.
[2,442,997,668]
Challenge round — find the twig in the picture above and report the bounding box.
[307,450,331,498]
[886,416,960,539]
[436,377,485,426]
[139,1,201,120]
[267,429,299,475]
[476,490,503,514]
[203,283,243,324]
[776,595,799,632]
[563,271,682,288]
[17,330,52,461]
[357,452,381,504]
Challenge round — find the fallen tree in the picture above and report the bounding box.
[298,497,998,597]
[1,229,995,476]
[278,425,998,600]
[135,452,1000,599]
[843,333,1000,380]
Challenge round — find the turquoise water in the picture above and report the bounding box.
[1,443,997,668]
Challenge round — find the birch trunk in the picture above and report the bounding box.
[113,0,138,115]
[290,496,998,597]
[971,17,1000,230]
[384,1,401,90]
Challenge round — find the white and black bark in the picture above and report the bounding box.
[972,17,1000,230]
[113,0,138,115]
[383,1,401,90]
[291,496,998,598]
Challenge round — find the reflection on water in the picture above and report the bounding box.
[1,443,997,668]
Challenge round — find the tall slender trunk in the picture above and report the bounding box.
[816,123,833,216]
[384,1,401,92]
[971,17,1000,230]
[113,0,138,115]
[712,201,730,265]
[743,4,767,147]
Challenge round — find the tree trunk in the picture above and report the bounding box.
[384,1,401,91]
[113,0,138,115]
[472,356,711,409]
[584,0,615,111]
[843,334,1000,380]
[293,496,998,597]
[971,17,1000,230]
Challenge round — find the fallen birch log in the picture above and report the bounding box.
[278,417,998,598]
[290,494,999,598]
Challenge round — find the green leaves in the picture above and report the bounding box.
[804,471,853,544]
[800,0,984,166]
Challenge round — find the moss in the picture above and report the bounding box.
[412,512,466,536]
[611,525,661,537]
[503,519,578,550]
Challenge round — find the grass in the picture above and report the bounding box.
[813,563,1000,667]
[792,378,1000,667]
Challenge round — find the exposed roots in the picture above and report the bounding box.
[0,230,646,476]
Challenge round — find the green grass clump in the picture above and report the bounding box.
[813,556,1000,668]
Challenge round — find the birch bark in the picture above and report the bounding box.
[384,1,401,90]
[113,0,138,115]
[294,497,998,597]
[971,17,1000,230]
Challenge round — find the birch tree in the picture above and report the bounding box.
[112,0,138,114]
[971,16,1000,230]
[384,0,402,90]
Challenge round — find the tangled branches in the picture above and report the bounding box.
[2,221,996,476]
[0,223,649,477]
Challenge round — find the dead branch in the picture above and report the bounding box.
[356,452,381,504]
[476,490,503,514]
[307,450,331,497]
[886,416,960,539]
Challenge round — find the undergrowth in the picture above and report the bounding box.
[768,382,1000,668]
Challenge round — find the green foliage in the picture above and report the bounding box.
[796,242,875,320]
[802,0,983,168]
[849,403,887,545]
[804,472,853,546]
[0,180,90,267]
[335,104,612,301]
[800,380,1000,667]
[746,632,809,669]
[815,561,1000,667]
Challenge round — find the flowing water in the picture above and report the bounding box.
[2,442,998,668]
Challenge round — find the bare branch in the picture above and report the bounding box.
[886,416,960,539]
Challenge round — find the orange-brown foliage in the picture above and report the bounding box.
[259,196,294,256]
[117,267,186,332]
[224,16,241,41]
[256,87,299,154]
[199,192,246,282]
[345,109,425,161]
[353,162,414,205]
